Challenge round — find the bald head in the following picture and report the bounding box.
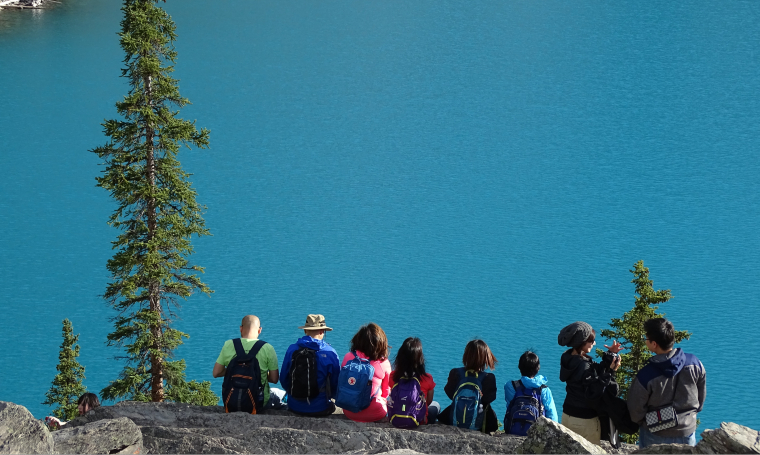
[240,315,261,338]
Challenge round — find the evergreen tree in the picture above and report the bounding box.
[93,0,217,405]
[599,260,691,442]
[43,319,87,421]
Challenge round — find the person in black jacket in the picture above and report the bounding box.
[437,339,499,433]
[558,321,624,445]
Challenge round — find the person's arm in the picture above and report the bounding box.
[481,373,497,405]
[329,351,341,396]
[213,341,232,378]
[280,348,292,391]
[263,343,279,383]
[380,360,392,397]
[504,380,515,405]
[696,362,706,413]
[422,374,436,405]
[212,362,226,378]
[542,388,559,422]
[626,376,649,424]
[443,369,459,399]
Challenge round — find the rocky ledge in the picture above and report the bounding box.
[0,0,57,10]
[1,400,759,454]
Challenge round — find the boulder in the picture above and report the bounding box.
[696,422,760,454]
[0,401,53,455]
[518,416,606,454]
[633,444,697,454]
[70,402,524,454]
[52,417,143,454]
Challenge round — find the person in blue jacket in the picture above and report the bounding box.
[280,314,341,417]
[504,351,559,425]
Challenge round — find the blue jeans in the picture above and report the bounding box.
[639,426,696,448]
[427,401,440,424]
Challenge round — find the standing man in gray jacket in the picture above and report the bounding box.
[627,318,706,448]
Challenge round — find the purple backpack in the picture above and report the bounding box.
[388,375,427,428]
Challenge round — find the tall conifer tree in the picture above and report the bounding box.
[43,319,87,421]
[600,260,691,443]
[93,0,216,405]
[600,261,691,395]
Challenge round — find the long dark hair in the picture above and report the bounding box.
[392,337,427,382]
[349,322,389,361]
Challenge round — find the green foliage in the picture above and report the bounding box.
[43,319,87,421]
[94,0,216,404]
[598,260,691,443]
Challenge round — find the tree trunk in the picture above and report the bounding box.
[144,74,164,403]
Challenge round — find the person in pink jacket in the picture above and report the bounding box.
[341,323,392,422]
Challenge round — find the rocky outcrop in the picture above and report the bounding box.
[695,422,760,454]
[2,400,760,454]
[52,417,143,454]
[0,401,53,455]
[518,417,607,454]
[68,402,523,454]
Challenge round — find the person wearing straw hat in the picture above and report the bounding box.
[281,314,341,416]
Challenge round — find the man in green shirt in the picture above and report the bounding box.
[213,315,282,409]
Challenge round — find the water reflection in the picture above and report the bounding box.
[0,2,57,37]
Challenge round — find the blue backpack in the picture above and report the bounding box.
[451,368,485,430]
[505,380,545,436]
[334,351,377,413]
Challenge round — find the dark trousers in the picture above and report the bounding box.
[288,401,336,418]
[438,404,498,433]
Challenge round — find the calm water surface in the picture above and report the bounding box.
[1,0,759,434]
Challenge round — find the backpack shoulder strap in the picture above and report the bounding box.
[232,338,247,359]
[249,339,267,358]
[512,380,522,392]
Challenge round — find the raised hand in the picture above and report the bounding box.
[604,339,625,354]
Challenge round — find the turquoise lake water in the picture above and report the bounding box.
[1,0,759,434]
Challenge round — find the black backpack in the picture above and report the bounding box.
[222,338,267,414]
[287,347,321,401]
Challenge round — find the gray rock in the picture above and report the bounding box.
[696,422,760,454]
[0,401,53,455]
[52,417,143,454]
[633,444,697,454]
[601,440,639,454]
[70,402,523,454]
[518,416,607,454]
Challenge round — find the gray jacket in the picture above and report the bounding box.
[627,348,706,437]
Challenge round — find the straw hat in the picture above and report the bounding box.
[298,314,333,331]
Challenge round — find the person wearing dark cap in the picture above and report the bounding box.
[558,321,623,445]
[281,314,341,417]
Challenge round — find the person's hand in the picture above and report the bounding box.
[604,340,625,354]
[44,416,62,430]
[610,355,622,371]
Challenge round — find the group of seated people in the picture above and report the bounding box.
[213,314,706,448]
